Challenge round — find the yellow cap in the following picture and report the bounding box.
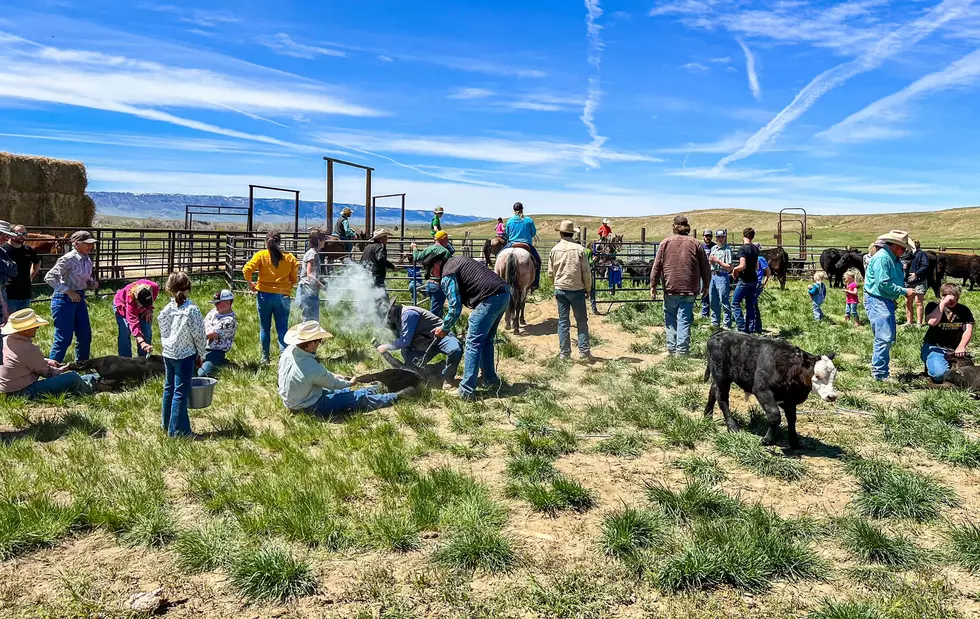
[434,230,449,241]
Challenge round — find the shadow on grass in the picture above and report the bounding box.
[783,435,848,459]
[517,318,559,337]
[0,412,108,444]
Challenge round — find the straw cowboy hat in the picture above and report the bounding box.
[0,221,12,236]
[876,230,911,251]
[601,218,611,225]
[284,321,333,346]
[1,308,49,335]
[370,228,392,241]
[556,220,578,234]
[341,207,353,216]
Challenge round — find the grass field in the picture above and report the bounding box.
[3,275,980,618]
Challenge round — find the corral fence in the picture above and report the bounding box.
[590,241,660,306]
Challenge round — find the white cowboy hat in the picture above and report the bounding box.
[1,308,49,335]
[601,218,611,225]
[370,228,392,241]
[0,221,12,236]
[555,220,577,234]
[284,321,333,346]
[876,230,911,251]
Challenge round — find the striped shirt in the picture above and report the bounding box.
[44,250,93,295]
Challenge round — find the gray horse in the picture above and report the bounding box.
[494,246,535,335]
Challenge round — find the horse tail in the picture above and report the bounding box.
[483,239,492,267]
[506,251,521,314]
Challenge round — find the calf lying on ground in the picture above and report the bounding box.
[942,364,980,391]
[69,355,165,392]
[704,331,838,450]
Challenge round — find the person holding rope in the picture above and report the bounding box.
[0,308,98,398]
[379,303,463,386]
[504,201,541,291]
[411,231,454,314]
[921,283,973,383]
[598,218,612,240]
[433,254,510,400]
[243,231,299,365]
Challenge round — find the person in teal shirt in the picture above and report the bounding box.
[504,201,541,290]
[863,231,914,381]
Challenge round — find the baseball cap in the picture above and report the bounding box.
[715,229,728,237]
[70,230,97,244]
[211,289,234,303]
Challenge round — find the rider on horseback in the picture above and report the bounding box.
[431,207,444,237]
[598,218,612,240]
[504,201,541,291]
[336,207,356,256]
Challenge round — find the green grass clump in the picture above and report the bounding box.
[362,509,421,552]
[880,405,980,468]
[836,517,923,567]
[645,480,741,521]
[434,523,516,574]
[601,507,666,561]
[808,601,885,619]
[521,569,626,619]
[507,475,596,516]
[673,455,727,485]
[595,431,650,458]
[174,519,241,573]
[0,495,82,560]
[846,458,958,522]
[512,427,578,459]
[408,467,487,531]
[506,454,559,482]
[230,543,316,602]
[944,520,980,572]
[713,431,807,481]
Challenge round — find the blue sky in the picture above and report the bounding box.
[1,0,980,217]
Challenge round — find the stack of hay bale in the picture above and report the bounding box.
[0,152,96,227]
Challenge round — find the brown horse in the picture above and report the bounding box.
[483,236,506,267]
[25,233,70,254]
[320,230,368,264]
[494,247,535,335]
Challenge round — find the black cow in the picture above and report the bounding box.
[820,248,864,288]
[624,259,654,287]
[943,366,980,391]
[704,331,838,450]
[70,355,165,392]
[937,252,980,290]
[760,247,789,290]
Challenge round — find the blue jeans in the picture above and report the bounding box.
[921,343,950,383]
[49,293,91,363]
[115,312,152,358]
[7,298,31,313]
[257,292,290,361]
[664,295,695,355]
[198,349,228,377]
[700,295,709,319]
[865,293,897,380]
[304,386,399,416]
[460,288,510,399]
[732,281,758,334]
[504,242,541,288]
[555,289,590,357]
[426,281,446,316]
[812,301,825,320]
[709,273,732,328]
[401,334,463,381]
[162,355,195,437]
[297,287,320,322]
[17,372,96,399]
[845,303,859,319]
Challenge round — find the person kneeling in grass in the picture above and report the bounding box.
[921,283,974,383]
[199,289,237,377]
[0,308,97,398]
[278,321,414,416]
[378,302,462,386]
[158,272,207,438]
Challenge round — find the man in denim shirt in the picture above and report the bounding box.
[864,230,915,381]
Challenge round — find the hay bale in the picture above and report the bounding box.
[0,190,95,228]
[0,152,87,195]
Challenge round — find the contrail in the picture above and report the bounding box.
[736,37,761,101]
[581,0,607,168]
[716,0,973,169]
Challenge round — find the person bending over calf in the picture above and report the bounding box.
[378,303,462,386]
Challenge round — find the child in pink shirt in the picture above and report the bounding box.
[844,270,861,325]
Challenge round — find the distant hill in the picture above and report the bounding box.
[88,192,486,228]
[446,207,980,248]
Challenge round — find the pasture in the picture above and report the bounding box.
[2,275,980,618]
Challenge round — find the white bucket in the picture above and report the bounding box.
[189,377,217,409]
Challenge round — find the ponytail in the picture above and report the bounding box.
[166,271,192,306]
[266,232,283,268]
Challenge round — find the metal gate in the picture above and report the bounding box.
[590,240,660,307]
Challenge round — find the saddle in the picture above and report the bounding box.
[510,242,532,252]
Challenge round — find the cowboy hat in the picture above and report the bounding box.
[1,308,49,335]
[341,207,353,216]
[0,221,12,236]
[601,218,611,225]
[434,207,444,214]
[284,321,333,346]
[370,228,391,241]
[555,220,577,234]
[876,230,911,251]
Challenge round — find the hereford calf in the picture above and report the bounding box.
[704,331,838,450]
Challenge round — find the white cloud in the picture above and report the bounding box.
[377,55,393,63]
[658,133,755,154]
[581,0,607,168]
[683,61,709,73]
[141,4,241,27]
[715,0,973,168]
[0,130,317,157]
[649,0,718,17]
[819,48,980,143]
[505,93,583,112]
[448,87,495,100]
[257,33,346,59]
[736,37,761,100]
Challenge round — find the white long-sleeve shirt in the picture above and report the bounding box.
[277,344,351,410]
[157,299,207,361]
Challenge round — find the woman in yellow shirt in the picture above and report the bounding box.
[243,232,299,363]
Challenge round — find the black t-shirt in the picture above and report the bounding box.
[924,302,974,350]
[736,243,760,284]
[3,243,39,300]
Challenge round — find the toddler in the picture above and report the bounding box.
[844,270,861,325]
[808,271,828,321]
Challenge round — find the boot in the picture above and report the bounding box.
[395,386,417,399]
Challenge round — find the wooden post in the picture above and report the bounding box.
[641,228,646,243]
[167,231,176,274]
[365,168,373,236]
[326,159,334,234]
[400,194,406,240]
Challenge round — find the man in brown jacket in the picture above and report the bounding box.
[651,215,711,355]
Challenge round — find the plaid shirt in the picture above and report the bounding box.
[44,250,94,295]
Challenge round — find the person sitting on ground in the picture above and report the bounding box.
[378,303,462,385]
[3,225,39,314]
[598,218,612,239]
[360,229,397,289]
[904,239,929,327]
[0,308,97,398]
[844,269,861,326]
[278,321,413,415]
[651,215,710,355]
[549,220,593,361]
[809,271,828,321]
[298,229,326,322]
[158,272,207,439]
[113,279,159,358]
[504,201,541,291]
[411,231,454,315]
[200,289,238,377]
[431,207,444,237]
[495,217,505,237]
[921,283,974,383]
